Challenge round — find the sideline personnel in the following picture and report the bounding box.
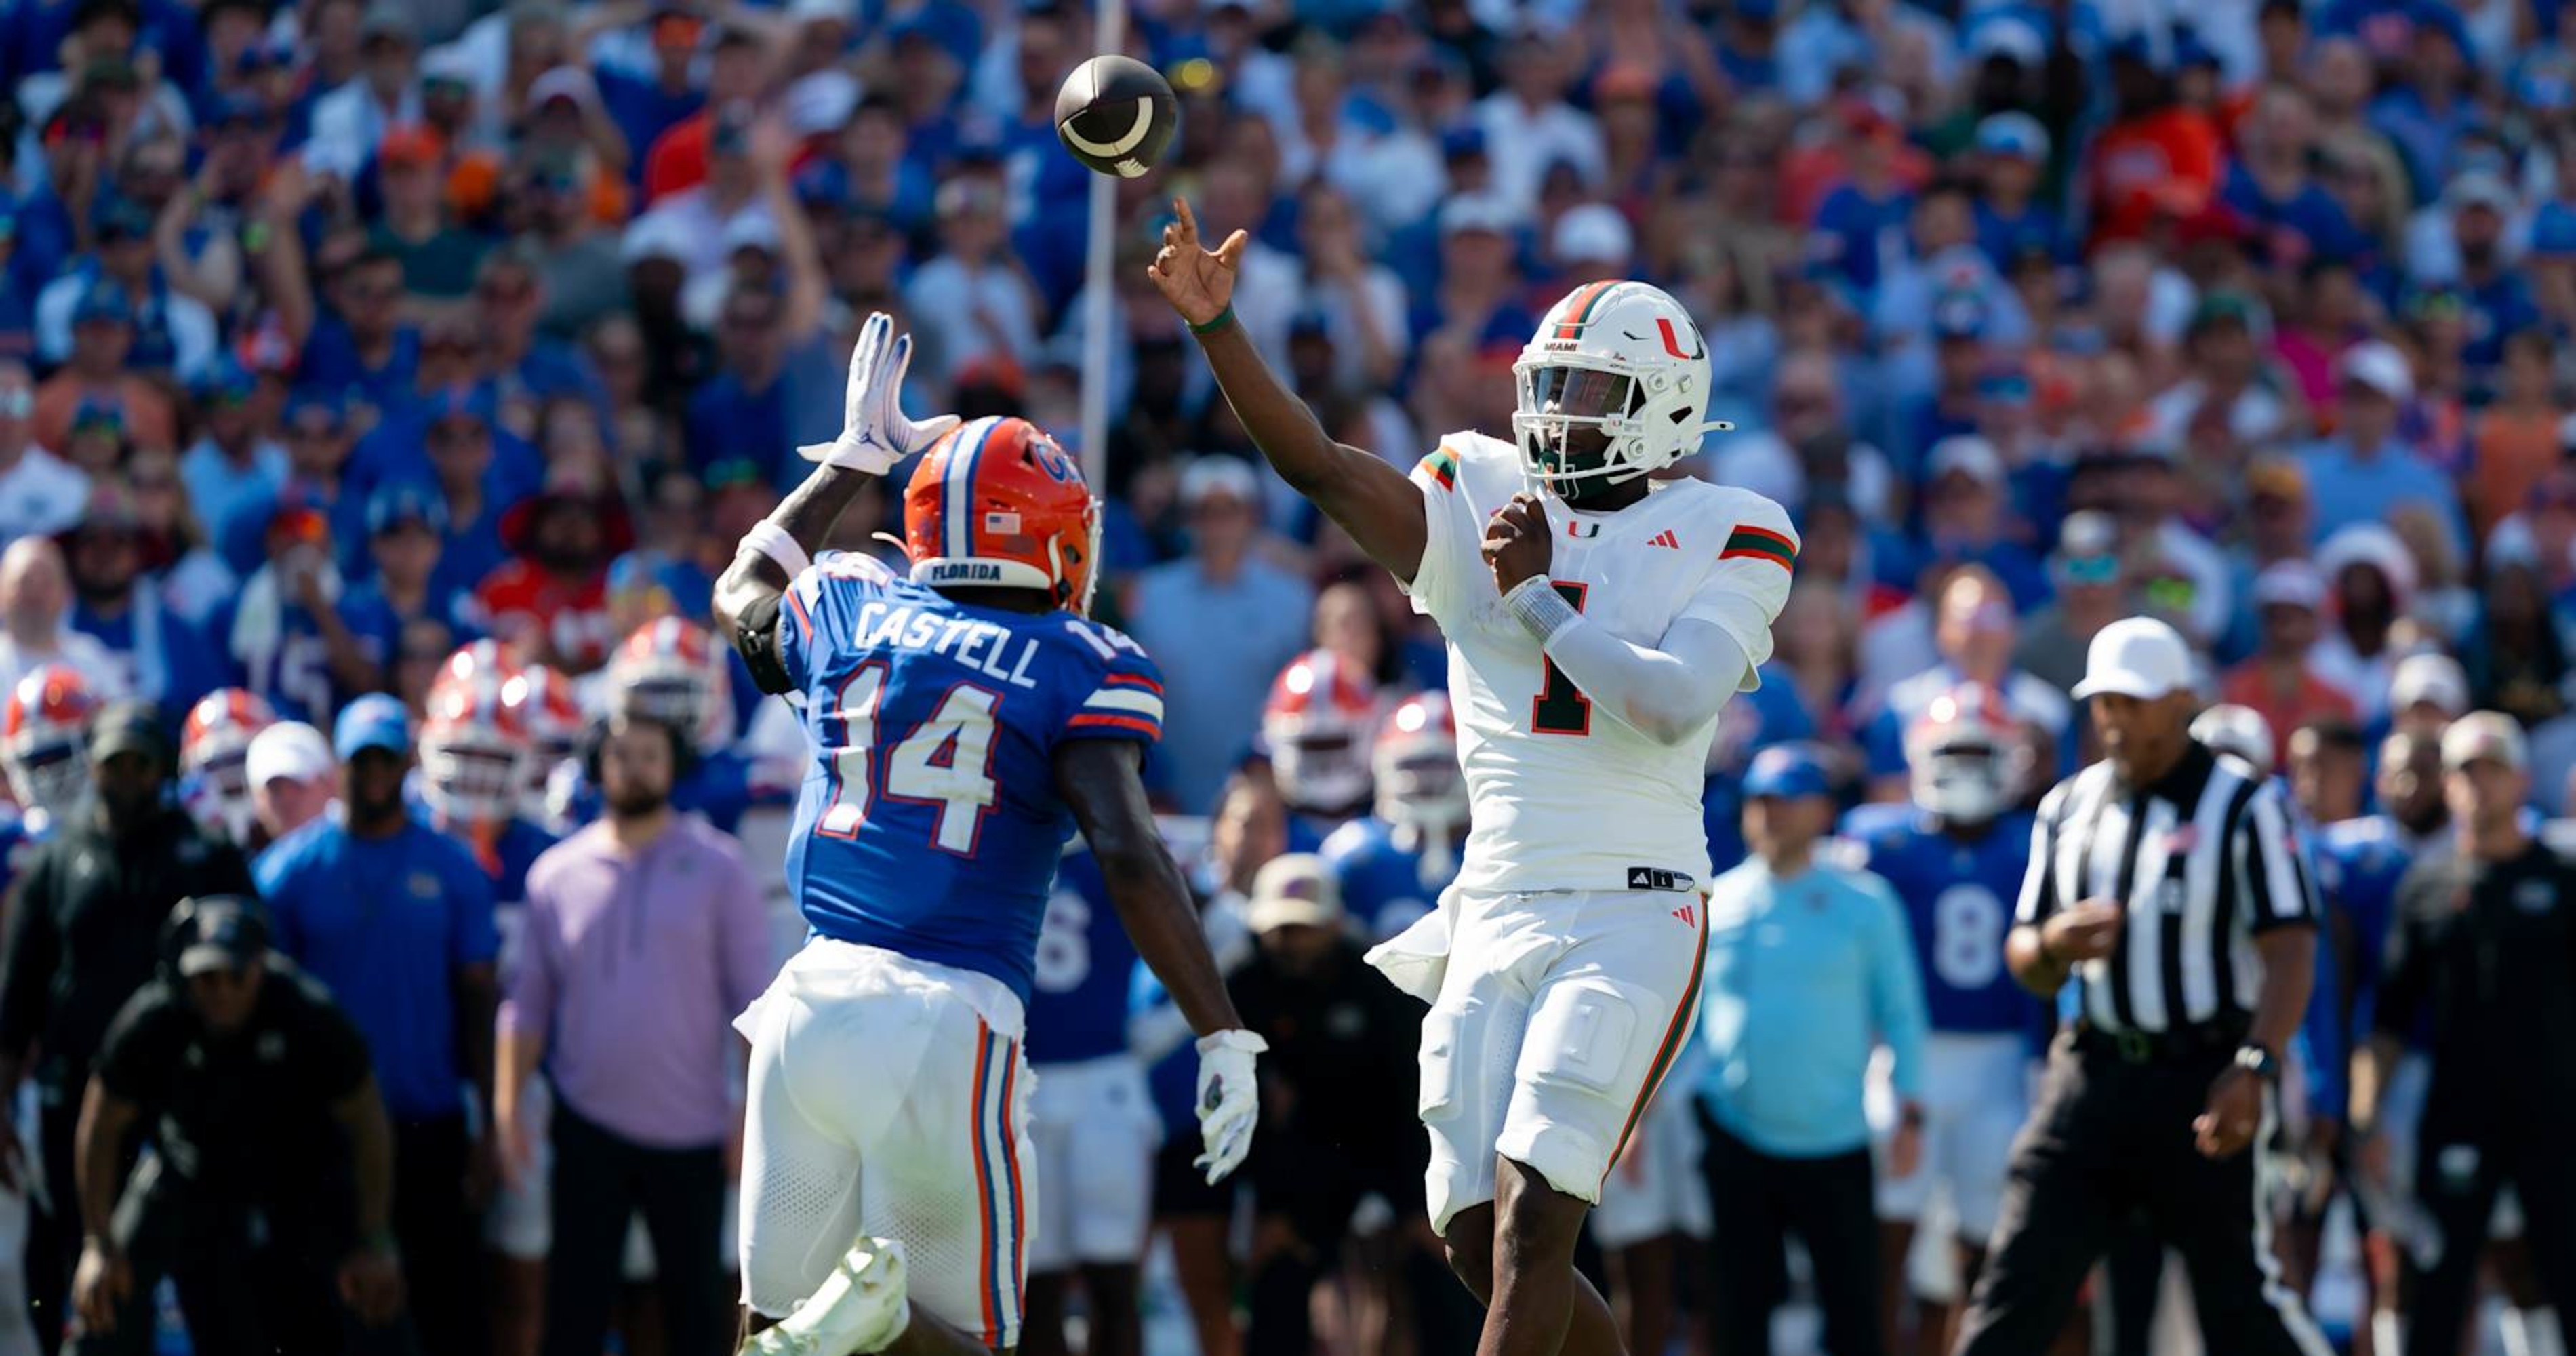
[68,897,402,1354]
[1952,618,2332,1355]
[2350,711,2576,1356]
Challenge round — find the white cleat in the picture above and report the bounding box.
[746,1238,912,1356]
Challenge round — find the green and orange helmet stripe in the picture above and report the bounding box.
[1549,281,1625,340]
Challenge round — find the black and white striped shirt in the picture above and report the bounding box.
[2016,740,2320,1035]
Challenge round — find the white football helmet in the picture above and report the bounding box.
[1,666,99,823]
[1261,649,1380,818]
[1513,280,1727,502]
[420,672,530,824]
[1906,683,2029,826]
[1372,692,1468,877]
[179,688,277,845]
[498,664,586,826]
[605,618,733,755]
[2192,703,2278,775]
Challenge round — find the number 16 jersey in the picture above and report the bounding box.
[1402,432,1798,896]
[776,551,1165,1004]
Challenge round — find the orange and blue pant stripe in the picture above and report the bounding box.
[969,1020,1027,1347]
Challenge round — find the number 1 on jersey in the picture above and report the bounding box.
[1530,580,1591,736]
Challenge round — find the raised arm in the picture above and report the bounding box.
[1148,198,1427,582]
[713,311,957,677]
[1053,737,1265,1184]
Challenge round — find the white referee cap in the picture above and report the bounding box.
[2072,616,2194,701]
[2440,711,2528,773]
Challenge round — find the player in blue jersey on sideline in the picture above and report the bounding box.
[1320,691,1469,944]
[1840,683,2041,1353]
[710,314,1262,1356]
[1022,844,1152,1356]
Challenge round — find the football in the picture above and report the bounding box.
[1054,54,1178,178]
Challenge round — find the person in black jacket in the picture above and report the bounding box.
[1226,853,1441,1356]
[0,702,256,1353]
[2350,712,2576,1356]
[67,896,403,1356]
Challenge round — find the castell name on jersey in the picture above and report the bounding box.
[850,598,1045,690]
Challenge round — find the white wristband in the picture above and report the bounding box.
[737,520,812,582]
[1502,575,1580,644]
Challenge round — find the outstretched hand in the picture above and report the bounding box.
[1147,197,1247,329]
[797,311,959,475]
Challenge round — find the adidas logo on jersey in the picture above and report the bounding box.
[1626,866,1693,892]
[1670,902,1696,928]
[1647,530,1680,549]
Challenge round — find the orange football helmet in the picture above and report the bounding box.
[902,416,1102,615]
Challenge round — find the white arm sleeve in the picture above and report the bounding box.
[1539,616,1750,746]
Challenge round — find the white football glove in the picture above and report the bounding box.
[797,311,961,475]
[1192,1029,1267,1185]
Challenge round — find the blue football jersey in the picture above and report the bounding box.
[1842,803,2040,1037]
[2314,814,2417,1042]
[778,553,1164,1003]
[1025,845,1141,1066]
[1319,816,1457,942]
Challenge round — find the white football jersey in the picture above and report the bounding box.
[1403,432,1798,894]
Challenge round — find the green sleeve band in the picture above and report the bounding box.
[1189,304,1236,337]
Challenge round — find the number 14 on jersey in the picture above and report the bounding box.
[816,664,1005,854]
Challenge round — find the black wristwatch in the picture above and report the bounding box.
[2233,1044,2281,1084]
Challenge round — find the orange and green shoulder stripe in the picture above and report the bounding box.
[1415,443,1462,491]
[1720,522,1798,572]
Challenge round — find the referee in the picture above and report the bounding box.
[1952,618,2332,1355]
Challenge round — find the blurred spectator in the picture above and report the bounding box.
[177,364,285,547]
[371,123,489,302]
[210,503,373,724]
[0,700,254,1346]
[1125,458,1313,815]
[0,539,127,698]
[32,197,218,386]
[902,163,1041,388]
[2015,511,2127,695]
[1860,567,2073,801]
[308,1,425,180]
[125,446,237,631]
[2311,524,2417,719]
[244,721,338,848]
[1699,746,1926,1356]
[1914,437,2047,609]
[2299,340,2470,558]
[499,713,763,1356]
[2220,562,2360,740]
[254,694,498,1356]
[62,485,216,713]
[0,362,91,544]
[1472,38,1602,214]
[31,284,176,455]
[1225,854,1430,1356]
[2463,564,2573,728]
[2464,337,2564,539]
[476,482,626,675]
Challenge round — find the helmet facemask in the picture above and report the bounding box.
[422,729,525,823]
[1908,734,2020,826]
[1514,363,1644,507]
[8,740,89,820]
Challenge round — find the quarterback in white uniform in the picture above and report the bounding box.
[1152,201,1795,1356]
